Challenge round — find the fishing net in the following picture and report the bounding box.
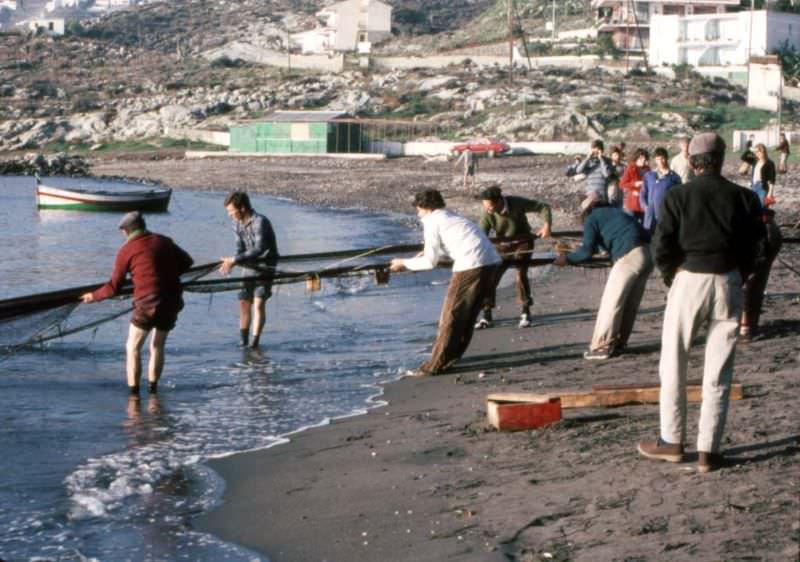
[0,235,592,354]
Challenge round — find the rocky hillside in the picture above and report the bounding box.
[0,0,796,153]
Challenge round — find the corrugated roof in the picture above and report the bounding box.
[264,111,350,123]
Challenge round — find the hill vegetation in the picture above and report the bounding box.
[0,0,797,153]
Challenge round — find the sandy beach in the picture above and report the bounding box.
[91,154,800,561]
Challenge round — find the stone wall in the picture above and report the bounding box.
[202,42,345,72]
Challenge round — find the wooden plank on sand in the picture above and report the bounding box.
[487,383,743,409]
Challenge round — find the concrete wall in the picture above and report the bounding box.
[372,54,605,71]
[203,42,345,72]
[731,125,799,151]
[398,141,590,157]
[748,61,782,112]
[784,86,800,103]
[167,127,230,147]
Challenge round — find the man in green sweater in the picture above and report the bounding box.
[476,185,552,329]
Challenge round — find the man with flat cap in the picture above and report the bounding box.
[81,211,194,395]
[638,132,765,474]
[475,184,552,329]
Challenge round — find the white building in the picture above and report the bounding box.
[293,27,333,55]
[293,0,392,54]
[45,0,78,12]
[27,16,64,34]
[592,1,739,51]
[649,10,800,67]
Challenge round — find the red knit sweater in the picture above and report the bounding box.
[620,163,650,214]
[92,231,193,302]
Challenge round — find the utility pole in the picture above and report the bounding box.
[746,0,754,95]
[508,0,514,87]
[287,25,291,73]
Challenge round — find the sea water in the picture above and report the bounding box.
[0,176,448,561]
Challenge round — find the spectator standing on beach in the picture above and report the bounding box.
[670,137,695,184]
[777,132,790,174]
[640,147,682,236]
[739,135,756,176]
[574,140,612,204]
[607,145,626,207]
[619,148,650,223]
[80,212,194,395]
[475,185,552,330]
[750,143,777,208]
[741,207,782,341]
[455,148,478,190]
[390,189,501,376]
[219,191,279,350]
[638,132,765,474]
[553,191,653,360]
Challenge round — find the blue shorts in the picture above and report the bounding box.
[238,268,273,301]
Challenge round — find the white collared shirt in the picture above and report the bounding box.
[403,209,502,272]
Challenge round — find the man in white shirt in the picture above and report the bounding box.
[670,137,695,184]
[390,189,502,375]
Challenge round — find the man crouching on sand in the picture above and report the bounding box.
[390,189,501,376]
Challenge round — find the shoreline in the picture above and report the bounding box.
[90,155,800,560]
[193,262,800,561]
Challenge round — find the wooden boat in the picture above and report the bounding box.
[35,181,172,212]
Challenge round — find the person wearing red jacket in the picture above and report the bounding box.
[81,211,194,395]
[619,148,650,223]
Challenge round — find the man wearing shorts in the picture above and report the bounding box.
[219,191,279,349]
[81,211,194,395]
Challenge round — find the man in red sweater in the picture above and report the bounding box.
[80,212,193,395]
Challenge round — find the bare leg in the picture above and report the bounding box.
[250,297,266,347]
[126,324,150,389]
[239,299,252,330]
[147,329,169,385]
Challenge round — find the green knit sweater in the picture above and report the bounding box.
[479,196,552,237]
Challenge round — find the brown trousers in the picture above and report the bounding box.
[421,265,498,374]
[742,218,783,333]
[483,238,534,311]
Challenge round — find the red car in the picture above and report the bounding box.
[450,137,511,158]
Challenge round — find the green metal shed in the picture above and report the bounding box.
[229,111,366,154]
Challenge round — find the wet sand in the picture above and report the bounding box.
[92,154,800,561]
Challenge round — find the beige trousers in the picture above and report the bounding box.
[590,245,653,352]
[659,269,743,453]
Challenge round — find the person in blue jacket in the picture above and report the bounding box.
[640,147,682,236]
[554,191,653,360]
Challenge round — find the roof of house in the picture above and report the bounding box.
[232,111,352,126]
[262,111,351,123]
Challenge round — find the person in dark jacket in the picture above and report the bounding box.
[554,191,653,360]
[220,191,279,349]
[475,185,552,329]
[777,132,790,174]
[638,133,766,474]
[80,211,194,395]
[741,209,782,340]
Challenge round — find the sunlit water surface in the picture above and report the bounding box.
[0,176,449,561]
